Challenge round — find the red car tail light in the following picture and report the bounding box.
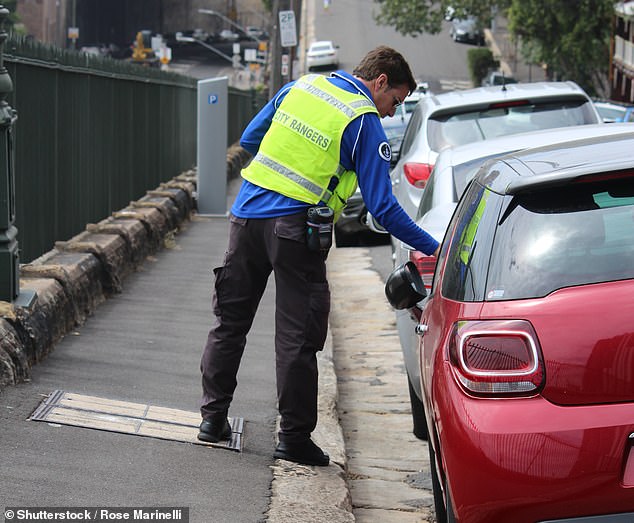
[403,162,433,188]
[488,100,529,109]
[448,320,544,396]
[408,250,436,292]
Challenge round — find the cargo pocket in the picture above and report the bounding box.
[211,266,229,317]
[274,213,307,243]
[305,281,331,351]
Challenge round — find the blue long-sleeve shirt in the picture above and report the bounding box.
[232,71,439,256]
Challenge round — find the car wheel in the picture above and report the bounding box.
[407,375,428,440]
[428,442,448,523]
[429,442,458,523]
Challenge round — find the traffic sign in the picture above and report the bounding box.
[279,10,297,47]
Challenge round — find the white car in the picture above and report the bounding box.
[219,29,239,42]
[390,81,603,226]
[306,40,339,71]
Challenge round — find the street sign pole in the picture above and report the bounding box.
[279,8,297,83]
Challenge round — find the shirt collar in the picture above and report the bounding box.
[329,70,374,105]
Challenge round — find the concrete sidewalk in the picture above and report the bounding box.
[0,169,355,522]
[1,166,436,521]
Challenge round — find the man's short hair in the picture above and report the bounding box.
[353,46,417,94]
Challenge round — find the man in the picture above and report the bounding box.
[199,46,439,466]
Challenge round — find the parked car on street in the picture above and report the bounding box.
[390,81,603,227]
[219,29,240,42]
[481,70,518,86]
[306,40,339,71]
[387,123,634,441]
[385,129,634,523]
[593,100,634,123]
[245,26,268,40]
[449,17,485,45]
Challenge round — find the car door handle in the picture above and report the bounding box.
[415,324,429,336]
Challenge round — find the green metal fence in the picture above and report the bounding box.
[4,37,265,263]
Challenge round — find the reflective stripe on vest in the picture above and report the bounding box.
[295,74,376,119]
[242,74,378,209]
[252,151,346,204]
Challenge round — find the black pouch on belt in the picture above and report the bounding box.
[306,206,334,251]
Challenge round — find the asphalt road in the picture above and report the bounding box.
[311,0,474,92]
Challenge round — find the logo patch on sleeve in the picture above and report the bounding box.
[378,141,392,162]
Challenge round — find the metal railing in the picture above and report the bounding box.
[3,36,265,264]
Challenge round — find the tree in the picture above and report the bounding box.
[507,0,612,96]
[467,47,498,86]
[373,0,612,97]
[0,1,16,24]
[372,0,508,36]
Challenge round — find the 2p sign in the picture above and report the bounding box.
[279,10,297,47]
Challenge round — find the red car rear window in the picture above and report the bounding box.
[486,176,634,300]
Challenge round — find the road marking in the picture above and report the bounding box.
[438,79,474,91]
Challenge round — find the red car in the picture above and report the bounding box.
[385,131,634,522]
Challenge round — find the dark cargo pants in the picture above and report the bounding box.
[200,212,330,444]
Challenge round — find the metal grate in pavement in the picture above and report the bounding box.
[29,390,243,451]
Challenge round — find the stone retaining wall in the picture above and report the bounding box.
[0,145,251,392]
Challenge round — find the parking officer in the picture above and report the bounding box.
[198,46,440,466]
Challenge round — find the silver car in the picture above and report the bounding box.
[449,16,485,45]
[390,81,603,227]
[391,122,634,440]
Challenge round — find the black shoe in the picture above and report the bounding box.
[198,417,232,443]
[274,439,330,466]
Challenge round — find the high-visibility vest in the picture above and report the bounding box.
[242,74,378,219]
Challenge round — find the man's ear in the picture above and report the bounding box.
[375,73,388,90]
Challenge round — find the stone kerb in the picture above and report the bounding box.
[0,166,204,392]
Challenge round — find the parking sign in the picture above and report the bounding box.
[279,10,297,47]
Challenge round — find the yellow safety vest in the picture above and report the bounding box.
[242,74,378,220]
[459,191,489,265]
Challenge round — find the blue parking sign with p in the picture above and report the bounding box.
[208,94,219,104]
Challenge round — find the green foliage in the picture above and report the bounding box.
[507,0,612,96]
[467,47,498,86]
[372,0,509,36]
[1,1,20,27]
[372,0,445,36]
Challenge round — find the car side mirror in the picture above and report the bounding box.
[385,261,427,310]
